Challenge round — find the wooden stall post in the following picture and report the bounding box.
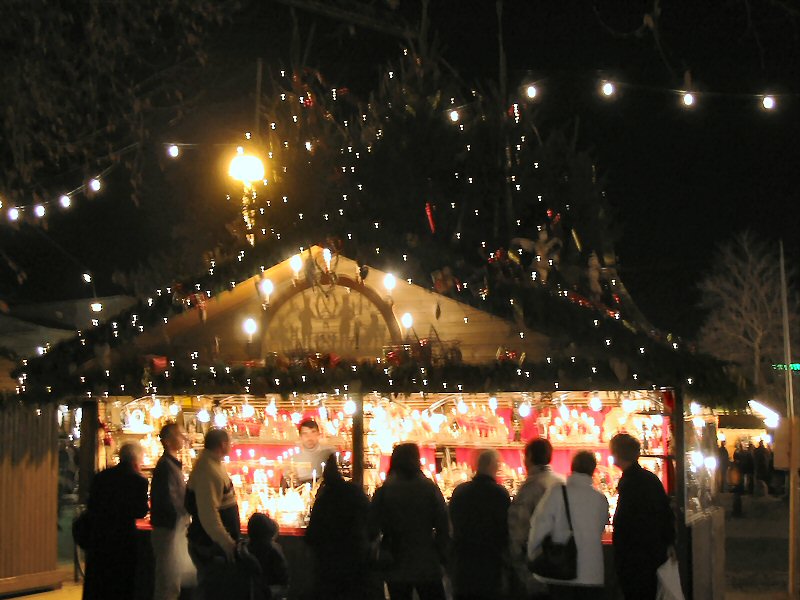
[672,387,692,599]
[352,391,365,487]
[78,400,98,504]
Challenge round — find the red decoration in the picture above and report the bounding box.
[425,202,436,233]
[150,356,168,374]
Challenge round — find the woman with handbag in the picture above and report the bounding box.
[527,451,609,600]
[370,443,451,600]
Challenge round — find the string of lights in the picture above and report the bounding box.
[0,142,145,224]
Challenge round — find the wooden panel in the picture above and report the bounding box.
[0,404,59,593]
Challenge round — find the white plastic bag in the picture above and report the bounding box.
[656,557,685,600]
[174,515,197,588]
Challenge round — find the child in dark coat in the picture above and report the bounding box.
[245,513,289,600]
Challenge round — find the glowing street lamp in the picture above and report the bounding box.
[229,148,265,185]
[601,81,615,97]
[384,273,397,293]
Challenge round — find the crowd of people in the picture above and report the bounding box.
[79,419,676,600]
[718,438,774,495]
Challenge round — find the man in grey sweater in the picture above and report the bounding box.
[151,422,192,600]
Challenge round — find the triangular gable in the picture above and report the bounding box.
[133,247,550,365]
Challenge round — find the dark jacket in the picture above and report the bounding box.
[448,473,510,596]
[370,473,450,584]
[244,539,289,599]
[82,462,149,600]
[306,478,371,580]
[150,453,186,529]
[612,462,675,577]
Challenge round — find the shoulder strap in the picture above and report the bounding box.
[561,485,574,534]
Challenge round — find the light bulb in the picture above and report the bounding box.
[150,401,163,419]
[682,92,695,107]
[384,273,396,292]
[323,248,332,270]
[241,403,255,419]
[60,195,71,208]
[260,279,274,297]
[197,408,210,423]
[243,318,258,336]
[168,145,180,158]
[34,205,45,218]
[214,411,228,427]
[526,85,537,99]
[601,81,615,97]
[169,403,180,417]
[518,402,531,418]
[89,178,101,192]
[449,109,460,122]
[8,207,19,221]
[762,96,776,110]
[290,254,303,275]
[344,399,356,415]
[90,302,103,313]
[401,312,413,329]
[589,395,603,412]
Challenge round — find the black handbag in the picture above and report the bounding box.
[72,509,91,550]
[528,485,578,580]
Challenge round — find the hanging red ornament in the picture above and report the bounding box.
[425,202,436,233]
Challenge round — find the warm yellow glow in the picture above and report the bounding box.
[229,148,265,184]
[449,109,460,122]
[243,317,258,336]
[601,81,615,97]
[682,92,695,107]
[762,95,776,110]
[384,273,396,292]
[168,145,180,158]
[526,85,537,99]
[401,312,413,329]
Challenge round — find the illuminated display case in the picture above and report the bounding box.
[100,388,677,531]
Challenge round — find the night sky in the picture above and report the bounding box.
[1,1,798,338]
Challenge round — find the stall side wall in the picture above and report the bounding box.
[0,404,61,595]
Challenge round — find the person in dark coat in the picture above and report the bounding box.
[371,443,451,600]
[716,440,730,493]
[753,440,770,486]
[82,442,149,600]
[610,433,675,600]
[448,449,510,600]
[305,454,372,599]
